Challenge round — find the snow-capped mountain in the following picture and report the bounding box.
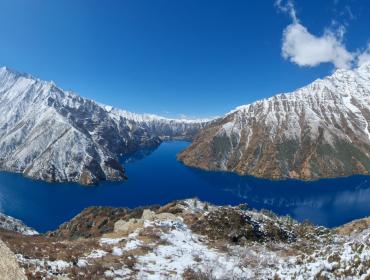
[0,67,209,184]
[179,63,370,180]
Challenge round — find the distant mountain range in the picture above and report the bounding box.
[0,67,209,184]
[179,63,370,180]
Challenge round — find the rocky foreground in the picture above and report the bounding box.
[1,199,370,279]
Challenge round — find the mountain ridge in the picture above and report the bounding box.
[179,63,370,180]
[0,66,210,185]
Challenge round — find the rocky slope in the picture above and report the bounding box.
[2,199,370,279]
[179,63,370,180]
[0,213,38,236]
[0,67,209,184]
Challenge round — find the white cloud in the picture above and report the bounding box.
[282,23,354,69]
[357,43,370,66]
[275,0,359,69]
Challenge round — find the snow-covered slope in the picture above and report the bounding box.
[0,213,38,235]
[0,67,209,184]
[4,199,370,279]
[179,63,370,180]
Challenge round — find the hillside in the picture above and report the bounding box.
[179,63,370,180]
[0,67,209,185]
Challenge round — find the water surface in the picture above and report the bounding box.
[1,141,370,232]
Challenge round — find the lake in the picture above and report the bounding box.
[1,141,370,232]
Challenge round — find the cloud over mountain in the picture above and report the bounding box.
[282,22,354,69]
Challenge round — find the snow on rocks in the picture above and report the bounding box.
[0,66,211,185]
[87,249,108,259]
[5,199,370,279]
[76,259,88,268]
[179,63,370,180]
[0,213,38,235]
[100,237,126,246]
[16,254,72,278]
[134,220,251,279]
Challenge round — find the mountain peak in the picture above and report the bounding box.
[0,66,12,76]
[358,61,370,74]
[0,66,20,75]
[0,66,36,82]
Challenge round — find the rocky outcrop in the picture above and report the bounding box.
[2,199,370,279]
[113,209,182,235]
[0,239,26,280]
[48,205,160,239]
[0,213,38,235]
[335,216,370,235]
[114,218,144,235]
[190,205,298,244]
[179,63,370,180]
[0,67,209,185]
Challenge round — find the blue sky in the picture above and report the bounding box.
[0,0,369,118]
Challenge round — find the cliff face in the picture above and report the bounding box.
[0,67,209,185]
[2,199,370,279]
[179,63,370,180]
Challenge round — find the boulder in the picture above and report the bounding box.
[142,209,156,221]
[155,213,182,222]
[0,239,26,280]
[142,209,182,222]
[114,219,144,235]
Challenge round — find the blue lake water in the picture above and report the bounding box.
[1,141,370,232]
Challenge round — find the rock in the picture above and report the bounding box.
[190,206,293,244]
[0,213,38,235]
[157,201,184,215]
[335,216,370,235]
[79,169,99,185]
[155,213,182,222]
[49,205,161,239]
[142,209,156,221]
[141,209,182,222]
[114,219,144,234]
[0,239,26,280]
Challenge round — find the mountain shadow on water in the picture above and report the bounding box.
[121,142,162,164]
